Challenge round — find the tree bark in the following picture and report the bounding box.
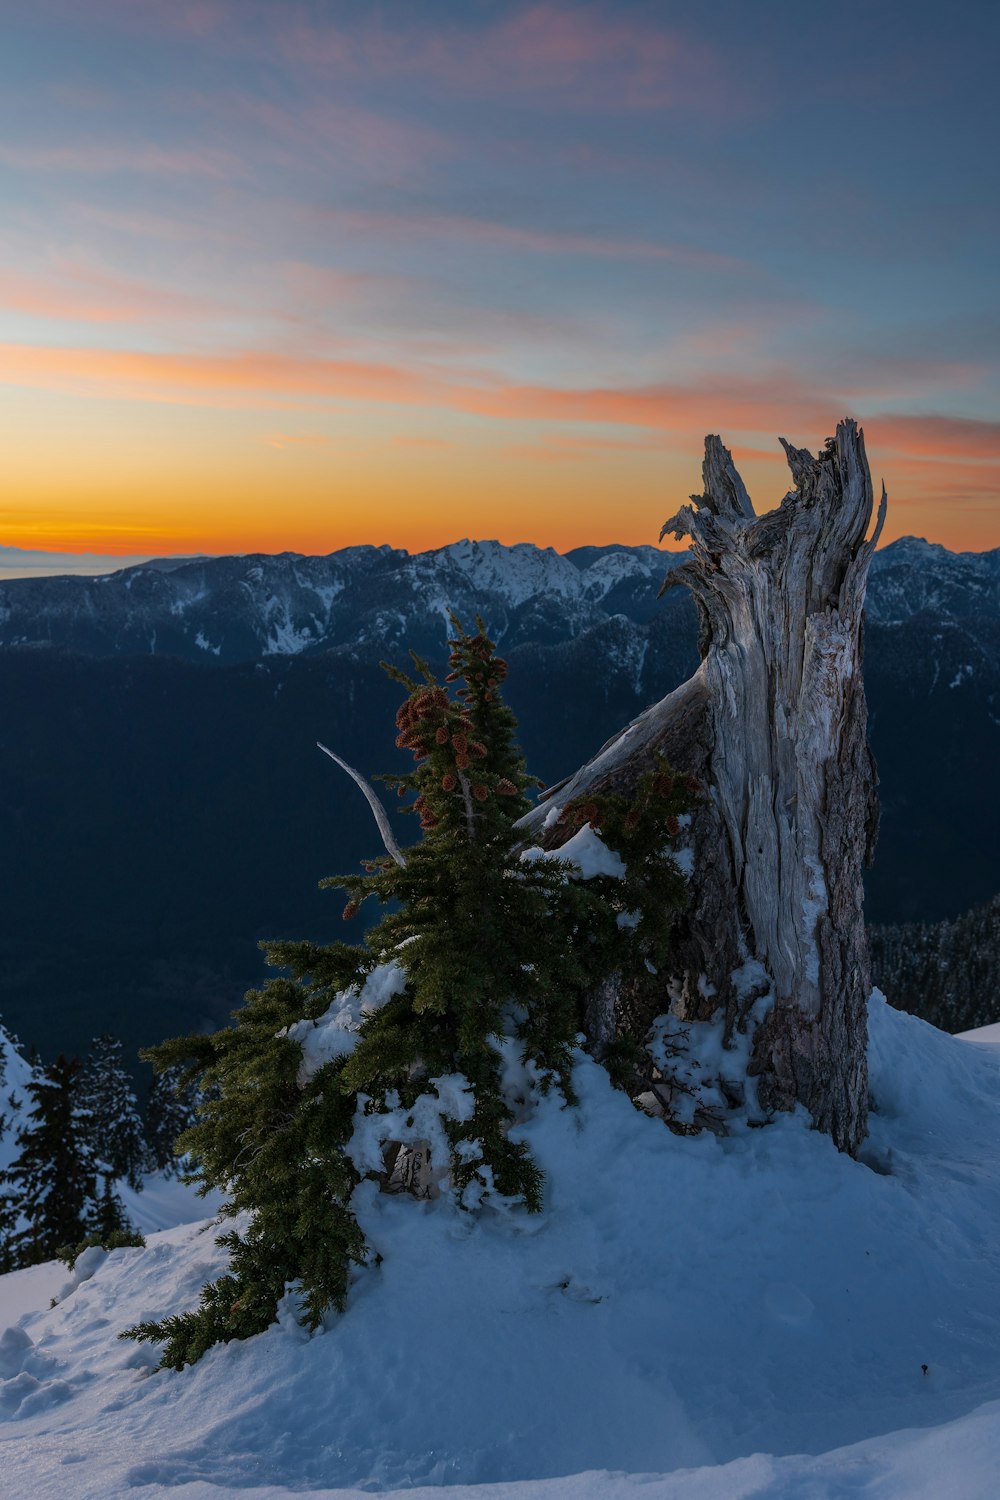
[519,420,885,1156]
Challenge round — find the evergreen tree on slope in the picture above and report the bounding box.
[127,619,690,1368]
[145,1062,200,1174]
[0,1020,36,1271]
[2,1055,100,1266]
[80,1034,147,1191]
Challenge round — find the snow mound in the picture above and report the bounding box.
[288,960,408,1083]
[2,997,1000,1498]
[520,823,627,879]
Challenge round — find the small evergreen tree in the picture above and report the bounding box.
[0,1039,8,1180]
[2,1055,100,1267]
[0,1020,30,1272]
[91,1175,135,1241]
[126,620,690,1368]
[0,1191,16,1275]
[80,1034,147,1191]
[145,1062,200,1174]
[0,1099,16,1272]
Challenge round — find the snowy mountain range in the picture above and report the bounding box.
[0,540,677,663]
[1,536,998,664]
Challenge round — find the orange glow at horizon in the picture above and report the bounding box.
[3,338,998,560]
[6,441,998,559]
[1,3,997,567]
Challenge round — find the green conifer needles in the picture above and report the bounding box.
[2,1056,103,1268]
[126,619,692,1368]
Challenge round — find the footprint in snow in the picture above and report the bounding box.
[548,1276,603,1304]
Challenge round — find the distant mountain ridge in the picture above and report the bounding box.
[3,536,996,666]
[0,540,679,663]
[865,537,1000,624]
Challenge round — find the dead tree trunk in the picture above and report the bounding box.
[520,419,885,1156]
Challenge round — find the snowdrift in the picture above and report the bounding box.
[2,995,1000,1498]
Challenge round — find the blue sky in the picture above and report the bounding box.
[1,0,997,557]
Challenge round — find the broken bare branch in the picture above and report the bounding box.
[317,743,407,868]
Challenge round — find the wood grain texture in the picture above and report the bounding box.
[519,421,885,1155]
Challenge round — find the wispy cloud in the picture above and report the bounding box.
[8,335,996,510]
[263,431,332,449]
[277,3,737,115]
[0,342,441,408]
[864,413,1000,460]
[79,1,736,116]
[499,431,670,463]
[0,262,223,324]
[0,338,910,447]
[0,141,236,179]
[170,89,450,177]
[317,206,744,270]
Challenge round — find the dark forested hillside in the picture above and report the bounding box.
[0,613,698,1064]
[870,892,1000,1034]
[864,613,1000,923]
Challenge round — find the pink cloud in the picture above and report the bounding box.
[69,1,735,116]
[2,338,996,496]
[278,4,732,114]
[864,413,1000,460]
[0,338,843,439]
[478,5,721,109]
[0,262,223,324]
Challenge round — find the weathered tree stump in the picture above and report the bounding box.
[520,420,886,1156]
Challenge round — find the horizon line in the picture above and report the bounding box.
[0,532,991,584]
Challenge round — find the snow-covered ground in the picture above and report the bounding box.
[1,996,1000,1498]
[958,1019,1000,1045]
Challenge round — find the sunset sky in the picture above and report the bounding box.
[2,0,998,564]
